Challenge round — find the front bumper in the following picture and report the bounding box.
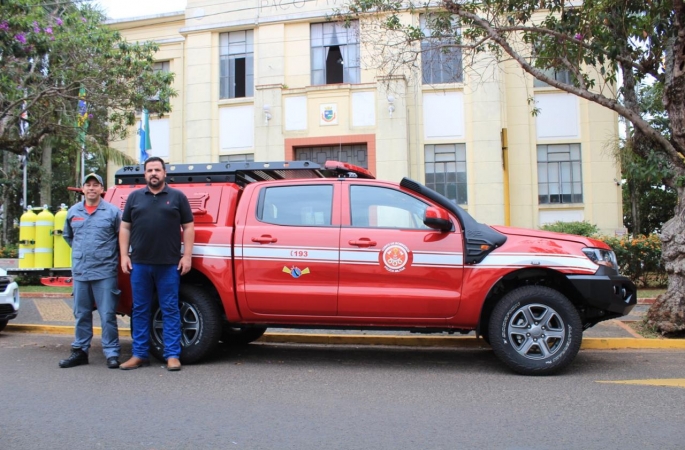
[0,279,20,321]
[567,272,637,316]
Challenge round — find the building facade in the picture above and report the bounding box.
[108,0,624,233]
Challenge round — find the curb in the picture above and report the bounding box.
[6,324,685,350]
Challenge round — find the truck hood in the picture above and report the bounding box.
[490,225,610,249]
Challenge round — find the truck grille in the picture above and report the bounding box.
[0,277,10,292]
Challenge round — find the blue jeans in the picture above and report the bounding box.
[130,264,182,360]
[72,277,120,358]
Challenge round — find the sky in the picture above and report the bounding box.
[93,0,187,20]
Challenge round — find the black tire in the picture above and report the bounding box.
[0,319,7,332]
[221,325,267,346]
[488,286,582,376]
[149,285,223,364]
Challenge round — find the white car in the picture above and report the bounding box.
[0,268,20,332]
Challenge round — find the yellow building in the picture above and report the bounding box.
[108,1,624,234]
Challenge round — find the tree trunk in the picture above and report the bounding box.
[648,3,685,335]
[647,186,685,335]
[629,181,640,235]
[1,151,9,246]
[40,141,52,208]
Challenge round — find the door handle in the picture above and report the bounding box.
[252,235,278,244]
[348,238,377,247]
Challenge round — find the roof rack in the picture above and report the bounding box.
[114,160,374,186]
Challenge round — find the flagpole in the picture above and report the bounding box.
[80,144,85,189]
[22,149,28,209]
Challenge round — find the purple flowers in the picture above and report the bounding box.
[15,33,26,44]
[33,21,40,33]
[55,18,63,26]
[574,33,584,41]
[81,17,87,23]
[0,21,9,32]
[45,27,53,35]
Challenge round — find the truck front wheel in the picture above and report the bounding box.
[488,285,582,375]
[149,285,223,364]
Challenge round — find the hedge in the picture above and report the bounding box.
[598,234,666,288]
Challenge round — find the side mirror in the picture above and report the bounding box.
[424,206,452,231]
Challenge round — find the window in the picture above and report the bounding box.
[149,61,171,102]
[350,185,430,229]
[533,68,572,87]
[219,153,254,163]
[537,144,583,204]
[295,145,367,169]
[420,14,463,84]
[153,61,170,73]
[425,144,467,204]
[260,185,334,226]
[311,22,360,85]
[220,30,254,99]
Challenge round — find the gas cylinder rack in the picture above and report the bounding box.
[8,204,73,286]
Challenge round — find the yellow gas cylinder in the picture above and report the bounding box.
[18,208,37,268]
[35,205,55,269]
[53,204,71,269]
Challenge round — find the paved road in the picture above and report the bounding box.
[1,332,684,450]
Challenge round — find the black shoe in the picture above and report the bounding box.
[106,357,120,369]
[59,348,89,368]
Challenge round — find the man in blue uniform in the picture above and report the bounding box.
[119,157,194,371]
[59,173,122,369]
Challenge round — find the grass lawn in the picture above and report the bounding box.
[18,285,72,294]
[638,288,666,298]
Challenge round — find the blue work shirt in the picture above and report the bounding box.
[63,199,122,281]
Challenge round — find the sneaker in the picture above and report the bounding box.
[106,357,120,369]
[59,348,89,368]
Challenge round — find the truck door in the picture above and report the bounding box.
[338,184,463,320]
[237,183,340,316]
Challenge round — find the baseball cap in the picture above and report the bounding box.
[83,173,104,185]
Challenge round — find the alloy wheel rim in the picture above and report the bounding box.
[507,303,566,360]
[152,301,201,347]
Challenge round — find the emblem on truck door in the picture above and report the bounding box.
[380,242,412,273]
[283,266,310,278]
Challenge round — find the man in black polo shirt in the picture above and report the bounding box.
[118,156,194,371]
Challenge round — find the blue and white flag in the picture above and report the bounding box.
[138,109,151,163]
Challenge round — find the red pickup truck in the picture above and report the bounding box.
[107,160,636,375]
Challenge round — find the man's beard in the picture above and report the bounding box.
[147,176,162,188]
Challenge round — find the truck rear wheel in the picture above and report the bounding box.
[488,285,582,375]
[221,325,267,346]
[149,285,223,364]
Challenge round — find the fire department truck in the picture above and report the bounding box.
[17,161,638,375]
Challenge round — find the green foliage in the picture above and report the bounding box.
[540,221,599,237]
[599,234,666,288]
[0,0,176,156]
[622,181,676,234]
[14,273,41,286]
[0,245,18,258]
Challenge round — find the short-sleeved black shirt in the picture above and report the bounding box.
[122,184,194,265]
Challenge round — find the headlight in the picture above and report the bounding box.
[582,248,618,269]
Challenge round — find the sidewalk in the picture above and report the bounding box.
[7,294,685,350]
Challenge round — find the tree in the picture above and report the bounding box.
[0,0,175,156]
[0,0,175,245]
[617,82,676,236]
[336,0,685,334]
